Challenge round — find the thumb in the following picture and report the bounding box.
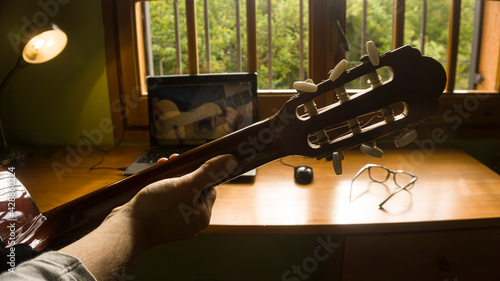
[188,154,239,195]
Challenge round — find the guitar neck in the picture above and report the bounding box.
[215,89,252,111]
[28,116,285,252]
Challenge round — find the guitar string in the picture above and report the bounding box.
[308,106,408,148]
[280,109,382,169]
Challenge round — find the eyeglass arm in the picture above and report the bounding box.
[379,181,415,208]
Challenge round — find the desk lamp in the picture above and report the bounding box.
[0,23,67,165]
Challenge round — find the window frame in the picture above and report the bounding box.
[101,0,500,142]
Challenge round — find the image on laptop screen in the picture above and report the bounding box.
[147,73,258,147]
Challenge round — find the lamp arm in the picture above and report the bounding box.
[0,57,28,149]
[0,57,27,99]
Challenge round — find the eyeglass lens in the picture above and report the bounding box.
[368,166,390,182]
[368,166,414,189]
[395,172,415,189]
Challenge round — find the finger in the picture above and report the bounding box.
[157,153,179,164]
[187,154,238,197]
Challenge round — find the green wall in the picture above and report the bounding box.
[0,0,114,146]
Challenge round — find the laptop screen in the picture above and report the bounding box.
[147,73,258,146]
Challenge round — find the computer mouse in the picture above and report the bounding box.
[294,165,313,185]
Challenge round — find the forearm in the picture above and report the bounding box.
[59,205,143,281]
[58,154,237,280]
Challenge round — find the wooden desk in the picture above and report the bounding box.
[11,144,500,280]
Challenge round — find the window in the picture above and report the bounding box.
[141,0,249,76]
[138,0,308,90]
[345,0,491,92]
[102,0,500,142]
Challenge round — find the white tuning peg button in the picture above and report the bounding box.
[293,81,318,93]
[360,142,384,158]
[394,129,418,147]
[332,151,343,175]
[329,59,348,81]
[366,41,380,66]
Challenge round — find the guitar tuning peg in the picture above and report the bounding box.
[360,141,384,158]
[327,59,362,138]
[363,41,383,88]
[366,41,379,66]
[394,128,418,147]
[329,59,348,81]
[293,81,318,93]
[296,79,328,144]
[332,151,344,175]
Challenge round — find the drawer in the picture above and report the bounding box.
[341,227,500,281]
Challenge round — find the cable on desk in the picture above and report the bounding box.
[79,128,127,172]
[279,158,297,168]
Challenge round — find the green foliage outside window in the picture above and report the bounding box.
[147,0,475,90]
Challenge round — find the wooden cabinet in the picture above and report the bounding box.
[341,227,500,281]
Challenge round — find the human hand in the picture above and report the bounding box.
[58,154,238,280]
[120,154,238,248]
[225,107,243,131]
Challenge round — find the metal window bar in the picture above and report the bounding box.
[299,0,304,81]
[236,0,242,72]
[174,0,182,74]
[420,0,427,54]
[267,0,273,89]
[204,0,211,73]
[360,0,368,89]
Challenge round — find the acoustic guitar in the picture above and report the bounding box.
[0,43,446,271]
[154,89,253,140]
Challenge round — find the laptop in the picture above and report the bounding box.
[123,73,258,178]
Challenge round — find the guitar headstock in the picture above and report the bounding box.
[274,42,446,174]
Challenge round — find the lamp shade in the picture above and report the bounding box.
[0,22,67,165]
[22,26,67,64]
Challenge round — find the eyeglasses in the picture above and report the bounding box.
[350,164,417,208]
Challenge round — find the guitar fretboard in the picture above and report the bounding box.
[215,89,253,112]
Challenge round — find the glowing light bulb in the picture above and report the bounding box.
[24,36,45,60]
[46,38,56,48]
[32,37,45,52]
